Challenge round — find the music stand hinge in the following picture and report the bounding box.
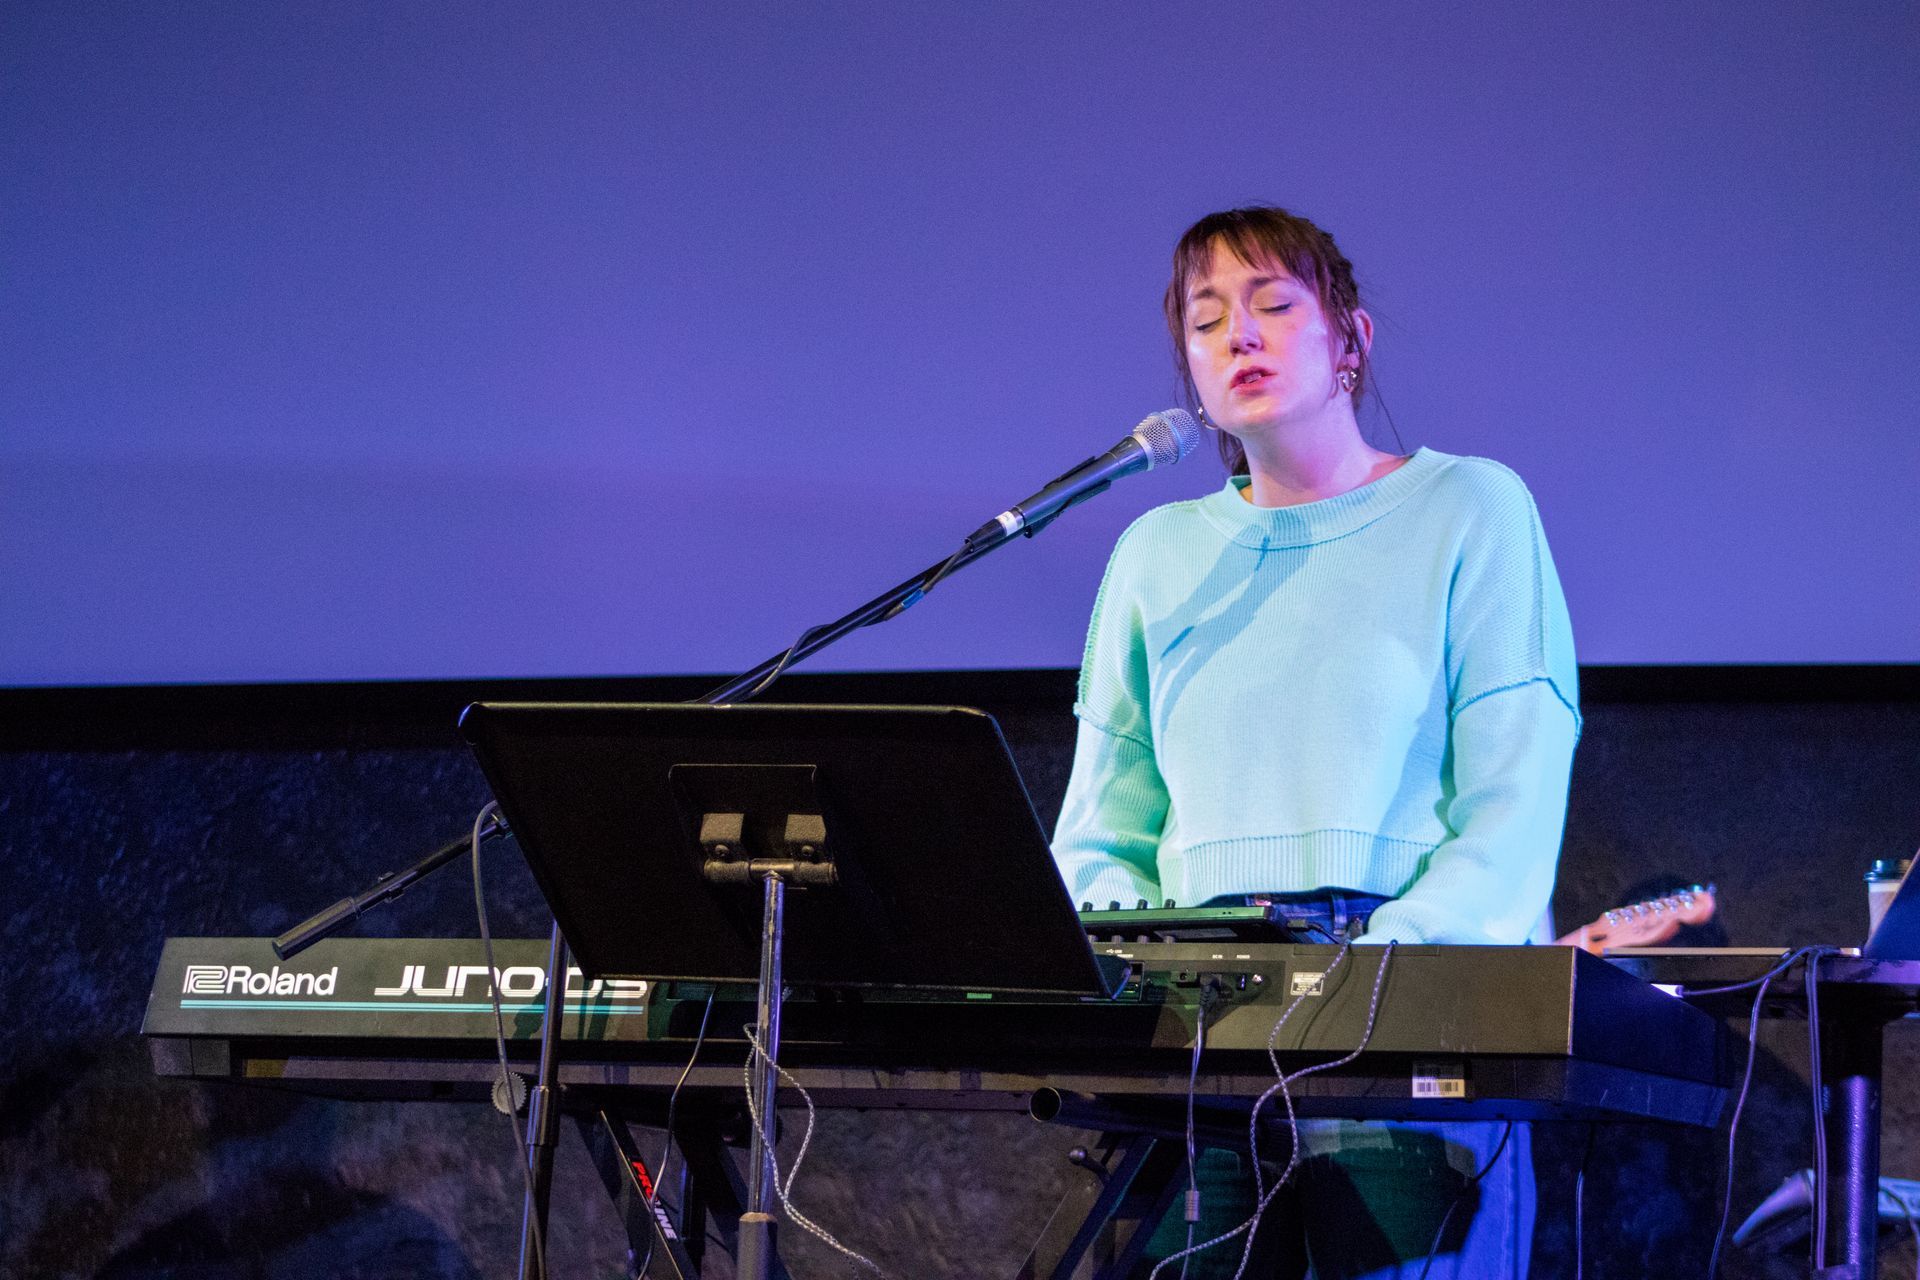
[699,811,838,887]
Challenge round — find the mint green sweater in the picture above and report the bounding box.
[1051,448,1580,945]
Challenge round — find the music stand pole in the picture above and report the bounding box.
[736,873,788,1280]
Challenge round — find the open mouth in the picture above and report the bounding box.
[1231,367,1273,390]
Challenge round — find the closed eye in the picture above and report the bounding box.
[1191,303,1290,332]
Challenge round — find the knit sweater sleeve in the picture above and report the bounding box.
[1052,717,1170,907]
[1358,681,1576,943]
[1359,465,1581,944]
[1051,520,1170,906]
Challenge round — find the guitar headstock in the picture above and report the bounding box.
[1557,884,1718,954]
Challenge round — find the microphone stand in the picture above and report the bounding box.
[273,814,509,960]
[699,499,1067,705]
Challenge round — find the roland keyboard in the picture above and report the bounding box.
[144,935,1731,1126]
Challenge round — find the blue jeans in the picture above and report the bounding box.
[1236,888,1392,944]
[1140,892,1535,1279]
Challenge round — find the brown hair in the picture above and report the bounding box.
[1163,206,1369,474]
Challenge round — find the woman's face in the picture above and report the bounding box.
[1182,239,1355,439]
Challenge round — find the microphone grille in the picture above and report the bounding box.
[1134,408,1202,470]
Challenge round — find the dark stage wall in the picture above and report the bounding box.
[2,667,1917,1279]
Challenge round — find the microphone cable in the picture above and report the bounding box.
[635,988,716,1279]
[1688,945,1824,1278]
[1179,980,1224,1280]
[470,801,547,1280]
[1233,941,1398,1280]
[1573,1122,1596,1280]
[1801,948,1851,1271]
[1145,940,1396,1280]
[1413,1121,1514,1280]
[741,1022,888,1276]
[731,540,967,705]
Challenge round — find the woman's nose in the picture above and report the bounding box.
[1227,306,1262,352]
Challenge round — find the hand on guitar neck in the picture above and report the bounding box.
[1554,885,1717,955]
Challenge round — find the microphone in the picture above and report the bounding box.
[966,408,1202,548]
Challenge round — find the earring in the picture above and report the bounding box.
[1337,369,1358,394]
[1196,406,1219,431]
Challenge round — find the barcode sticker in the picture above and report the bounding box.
[1412,1064,1467,1099]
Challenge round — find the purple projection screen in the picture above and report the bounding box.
[3,3,1916,685]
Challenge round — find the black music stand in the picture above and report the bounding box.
[461,701,1123,1279]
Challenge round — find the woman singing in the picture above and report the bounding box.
[1051,207,1579,1278]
